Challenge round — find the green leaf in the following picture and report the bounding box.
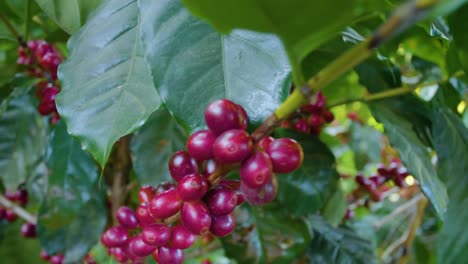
[321,189,347,227]
[35,0,103,33]
[356,62,448,217]
[448,3,468,74]
[370,103,448,217]
[180,0,386,67]
[138,0,291,132]
[57,0,162,167]
[222,205,311,264]
[0,94,47,191]
[433,108,468,263]
[131,106,187,186]
[274,129,339,217]
[37,121,107,263]
[307,215,378,264]
[349,123,383,170]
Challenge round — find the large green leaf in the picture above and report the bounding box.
[0,94,47,191]
[370,104,447,217]
[307,215,378,264]
[274,129,339,217]
[433,108,468,263]
[138,0,291,132]
[448,3,468,74]
[35,0,102,33]
[37,121,107,263]
[356,62,448,217]
[131,106,187,186]
[57,0,161,167]
[180,0,387,67]
[222,205,311,264]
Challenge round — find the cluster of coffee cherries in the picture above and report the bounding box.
[17,40,63,124]
[0,188,36,238]
[281,91,334,135]
[101,99,304,263]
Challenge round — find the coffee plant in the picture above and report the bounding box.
[0,0,467,263]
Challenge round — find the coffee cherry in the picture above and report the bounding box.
[156,247,184,264]
[14,189,28,206]
[294,119,309,133]
[168,225,196,249]
[102,226,129,247]
[168,150,198,182]
[141,223,171,247]
[138,185,157,203]
[210,213,235,237]
[181,201,212,235]
[201,159,218,176]
[377,164,388,176]
[176,173,208,201]
[241,174,278,206]
[205,99,246,135]
[41,86,59,103]
[187,130,215,161]
[213,129,253,164]
[369,189,383,202]
[307,114,323,127]
[117,206,139,229]
[40,250,50,261]
[205,188,238,216]
[20,223,36,238]
[49,254,64,264]
[388,162,399,175]
[202,259,212,264]
[236,104,249,130]
[5,190,16,201]
[257,136,274,151]
[218,180,244,205]
[148,189,183,219]
[240,151,273,188]
[345,209,354,219]
[5,209,17,222]
[129,235,157,257]
[397,167,409,178]
[322,110,334,123]
[109,247,128,263]
[369,175,385,186]
[136,203,156,226]
[266,138,303,173]
[315,92,326,109]
[37,101,56,115]
[394,176,406,188]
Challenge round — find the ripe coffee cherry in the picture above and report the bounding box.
[138,185,157,203]
[117,206,139,229]
[241,174,278,206]
[322,110,335,123]
[294,119,309,133]
[307,114,323,127]
[37,101,56,115]
[102,226,129,247]
[205,188,238,216]
[240,151,273,188]
[20,223,36,238]
[49,254,64,264]
[376,164,388,176]
[5,209,17,222]
[142,223,171,247]
[388,162,399,175]
[257,136,274,151]
[181,201,212,235]
[109,247,128,263]
[14,189,28,206]
[5,190,16,201]
[394,176,406,188]
[355,175,375,190]
[397,167,409,178]
[213,129,253,164]
[136,203,156,226]
[266,138,303,173]
[156,247,184,264]
[369,175,385,186]
[345,209,354,219]
[0,207,6,219]
[41,86,59,103]
[202,159,218,176]
[218,180,244,205]
[236,104,248,130]
[187,130,215,161]
[176,174,208,201]
[129,235,157,257]
[40,250,50,261]
[169,225,196,249]
[210,213,235,237]
[315,92,326,108]
[149,189,183,219]
[205,99,246,135]
[168,151,198,182]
